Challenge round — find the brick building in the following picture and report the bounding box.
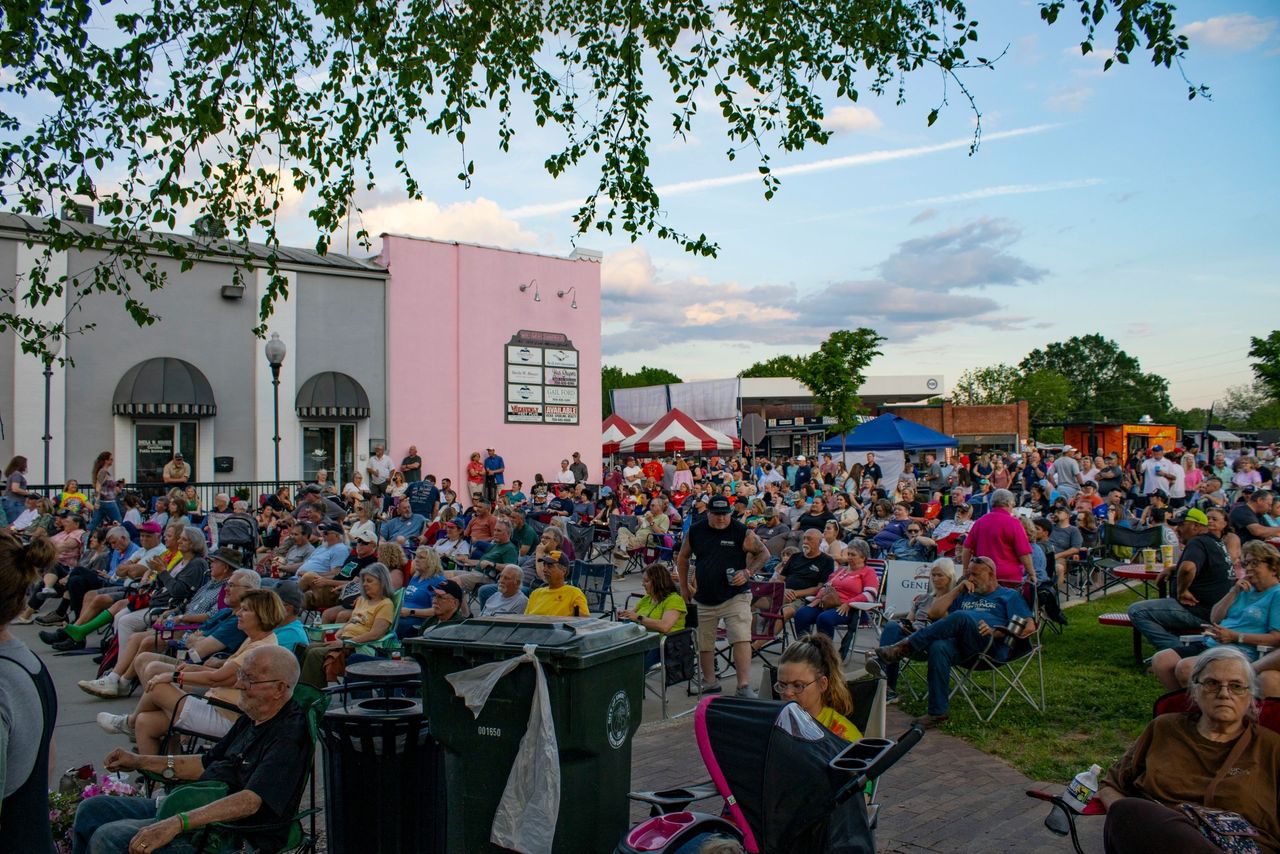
[879,401,1030,453]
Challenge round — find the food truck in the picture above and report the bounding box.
[1062,422,1180,460]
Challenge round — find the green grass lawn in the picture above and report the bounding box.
[896,589,1165,782]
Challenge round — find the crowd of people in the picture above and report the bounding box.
[3,437,1280,852]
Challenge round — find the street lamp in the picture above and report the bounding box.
[264,332,287,485]
[42,332,62,492]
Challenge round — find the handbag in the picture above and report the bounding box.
[323,647,351,682]
[1179,727,1262,854]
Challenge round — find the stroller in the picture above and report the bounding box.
[616,695,923,854]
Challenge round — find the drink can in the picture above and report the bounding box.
[1161,545,1175,568]
[1142,548,1157,569]
[726,566,738,584]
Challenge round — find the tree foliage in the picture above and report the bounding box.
[1012,370,1072,424]
[1019,334,1171,422]
[951,364,1019,405]
[602,365,683,418]
[0,0,1204,354]
[794,328,886,437]
[739,355,806,379]
[1248,331,1280,402]
[1218,382,1280,430]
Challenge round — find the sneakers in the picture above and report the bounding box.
[886,689,900,704]
[11,614,34,625]
[694,679,722,695]
[36,587,61,600]
[38,628,70,645]
[863,654,886,680]
[912,713,950,730]
[79,674,131,698]
[51,638,86,652]
[35,612,67,627]
[734,684,759,699]
[96,713,134,736]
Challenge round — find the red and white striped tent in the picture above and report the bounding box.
[602,414,639,455]
[617,408,741,455]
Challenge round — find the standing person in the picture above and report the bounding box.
[366,444,393,498]
[676,495,768,698]
[2,456,33,524]
[1049,447,1083,501]
[483,447,505,503]
[569,451,588,485]
[161,452,190,487]
[400,445,423,483]
[1141,445,1178,505]
[863,453,883,489]
[955,489,1034,585]
[0,531,58,852]
[465,452,486,505]
[555,459,576,485]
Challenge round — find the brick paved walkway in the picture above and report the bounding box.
[629,706,1102,853]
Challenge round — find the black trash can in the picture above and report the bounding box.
[320,695,447,853]
[406,616,656,854]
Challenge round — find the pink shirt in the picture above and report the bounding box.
[964,507,1032,583]
[830,565,879,604]
[1183,468,1204,493]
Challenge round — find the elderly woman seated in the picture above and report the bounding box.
[792,538,879,639]
[298,563,396,688]
[93,590,286,754]
[1099,646,1280,853]
[1151,540,1280,692]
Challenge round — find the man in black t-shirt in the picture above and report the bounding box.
[677,495,768,698]
[400,446,423,482]
[404,476,440,520]
[77,646,311,854]
[1128,507,1234,650]
[863,453,884,487]
[1230,490,1280,544]
[773,529,834,619]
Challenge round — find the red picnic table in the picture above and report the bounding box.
[1098,563,1170,664]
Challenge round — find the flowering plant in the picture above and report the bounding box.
[49,772,137,853]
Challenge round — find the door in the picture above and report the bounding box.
[302,424,356,486]
[134,422,197,483]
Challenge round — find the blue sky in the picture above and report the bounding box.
[273,1,1279,408]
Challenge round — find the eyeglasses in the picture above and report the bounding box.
[1243,559,1265,568]
[234,668,285,689]
[773,679,817,695]
[1194,678,1250,697]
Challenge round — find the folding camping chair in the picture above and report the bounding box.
[571,560,617,617]
[565,522,595,566]
[947,580,1046,722]
[714,580,789,676]
[834,558,889,660]
[1083,523,1163,599]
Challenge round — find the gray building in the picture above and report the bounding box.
[0,213,388,488]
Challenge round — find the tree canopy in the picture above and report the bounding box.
[1019,334,1171,423]
[601,365,683,418]
[0,0,1203,353]
[739,355,807,379]
[1248,331,1280,401]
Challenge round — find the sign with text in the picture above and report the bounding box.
[504,331,580,424]
[882,560,933,617]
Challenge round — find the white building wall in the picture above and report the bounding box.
[252,269,299,481]
[12,243,67,485]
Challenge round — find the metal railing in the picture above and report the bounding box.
[24,480,294,510]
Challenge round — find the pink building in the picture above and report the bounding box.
[380,235,602,490]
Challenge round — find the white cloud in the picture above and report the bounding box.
[1183,14,1277,51]
[820,105,882,134]
[1046,86,1094,112]
[354,197,537,249]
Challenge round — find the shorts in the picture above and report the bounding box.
[1167,641,1209,659]
[695,594,752,649]
[175,696,236,738]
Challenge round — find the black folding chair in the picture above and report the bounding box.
[570,560,617,617]
[1086,523,1163,599]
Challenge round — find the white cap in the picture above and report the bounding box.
[796,455,807,461]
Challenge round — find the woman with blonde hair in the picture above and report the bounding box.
[776,633,859,740]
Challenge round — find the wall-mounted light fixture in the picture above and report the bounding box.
[556,287,578,309]
[518,279,540,302]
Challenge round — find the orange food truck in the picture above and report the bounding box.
[1062,422,1180,460]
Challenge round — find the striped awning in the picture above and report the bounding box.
[112,358,216,418]
[295,372,370,419]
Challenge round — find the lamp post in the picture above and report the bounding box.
[264,332,287,486]
[42,332,62,493]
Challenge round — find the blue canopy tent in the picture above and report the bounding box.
[818,413,959,452]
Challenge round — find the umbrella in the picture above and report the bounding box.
[602,413,639,454]
[619,408,741,455]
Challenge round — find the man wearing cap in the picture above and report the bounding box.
[570,451,589,485]
[1140,445,1178,504]
[412,579,467,633]
[793,455,813,492]
[272,584,309,650]
[162,451,190,486]
[677,494,768,698]
[296,522,350,579]
[400,445,423,483]
[1095,453,1126,498]
[305,529,379,614]
[1128,507,1235,651]
[483,448,505,503]
[1230,489,1280,544]
[525,550,589,617]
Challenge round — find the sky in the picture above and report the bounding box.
[266,1,1279,409]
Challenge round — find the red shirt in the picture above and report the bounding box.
[964,507,1032,583]
[642,460,664,482]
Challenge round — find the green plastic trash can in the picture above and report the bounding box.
[405,615,656,854]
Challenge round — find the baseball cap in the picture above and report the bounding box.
[435,579,464,601]
[139,520,163,534]
[1176,507,1209,526]
[796,455,807,462]
[351,529,378,544]
[707,495,732,515]
[319,521,344,535]
[1151,445,1164,452]
[275,583,305,611]
[538,549,571,568]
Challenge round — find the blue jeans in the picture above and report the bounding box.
[73,795,200,854]
[906,611,1009,716]
[877,621,909,689]
[793,605,853,639]
[90,500,122,532]
[1128,598,1203,652]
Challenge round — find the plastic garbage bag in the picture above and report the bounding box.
[446,643,559,854]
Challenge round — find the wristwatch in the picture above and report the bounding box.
[162,755,176,780]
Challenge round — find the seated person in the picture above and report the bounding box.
[381,497,427,546]
[617,562,687,668]
[300,563,396,688]
[396,548,449,637]
[299,530,378,616]
[1098,646,1280,854]
[73,646,312,854]
[771,529,834,621]
[1151,540,1280,691]
[614,498,671,557]
[411,579,466,634]
[1025,518,1068,626]
[480,565,530,617]
[793,538,879,639]
[867,555,1035,729]
[1045,507,1083,587]
[871,502,912,554]
[261,521,316,579]
[94,590,285,752]
[433,518,472,566]
[294,522,350,580]
[887,522,936,562]
[449,518,519,592]
[524,551,589,617]
[874,558,956,699]
[775,633,860,741]
[463,500,498,556]
[930,504,974,556]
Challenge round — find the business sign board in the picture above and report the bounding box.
[504,330,580,424]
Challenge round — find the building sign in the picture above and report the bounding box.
[505,330,580,425]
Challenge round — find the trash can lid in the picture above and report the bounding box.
[413,615,648,656]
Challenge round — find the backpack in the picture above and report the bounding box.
[218,514,258,552]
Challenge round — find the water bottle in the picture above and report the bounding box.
[164,617,175,631]
[187,649,202,666]
[1062,764,1102,812]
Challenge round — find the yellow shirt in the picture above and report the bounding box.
[525,585,590,617]
[815,706,861,742]
[339,596,395,640]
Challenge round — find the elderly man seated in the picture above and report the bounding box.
[72,645,311,854]
[380,497,427,547]
[866,555,1035,728]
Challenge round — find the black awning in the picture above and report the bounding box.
[296,372,370,419]
[112,358,217,418]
